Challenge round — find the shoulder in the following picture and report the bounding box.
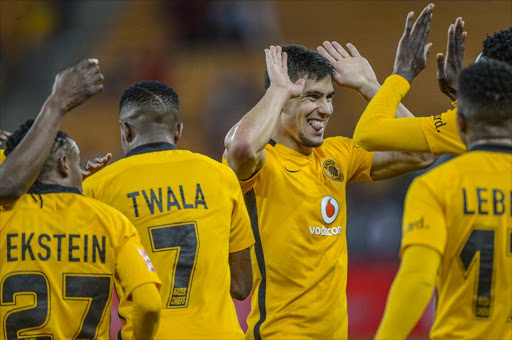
[77,194,129,220]
[83,157,129,188]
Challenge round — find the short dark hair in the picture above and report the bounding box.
[482,27,512,66]
[264,45,334,90]
[119,80,179,127]
[458,59,512,126]
[5,119,74,182]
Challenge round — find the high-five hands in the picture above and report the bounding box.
[317,42,378,90]
[265,45,305,98]
[50,58,104,114]
[437,17,466,101]
[393,3,434,83]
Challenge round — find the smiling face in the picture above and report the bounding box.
[277,76,335,154]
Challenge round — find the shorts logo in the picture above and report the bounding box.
[321,196,339,225]
[322,159,344,182]
[138,248,156,272]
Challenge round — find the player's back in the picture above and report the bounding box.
[83,143,253,339]
[0,184,158,339]
[423,145,512,339]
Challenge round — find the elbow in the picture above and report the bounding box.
[353,127,376,151]
[413,153,437,170]
[0,187,24,206]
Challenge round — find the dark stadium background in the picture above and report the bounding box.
[1,1,510,338]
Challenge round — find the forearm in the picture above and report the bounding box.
[132,283,161,339]
[0,96,65,202]
[370,151,435,181]
[225,85,289,178]
[376,246,440,339]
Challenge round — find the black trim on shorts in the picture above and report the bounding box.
[125,142,177,157]
[469,143,512,154]
[244,188,266,340]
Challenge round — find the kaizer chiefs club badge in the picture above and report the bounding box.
[322,159,344,183]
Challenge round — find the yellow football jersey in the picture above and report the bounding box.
[401,144,512,339]
[0,149,5,164]
[0,183,161,340]
[419,107,466,155]
[227,137,373,339]
[83,142,254,340]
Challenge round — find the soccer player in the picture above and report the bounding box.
[0,118,162,339]
[0,59,108,203]
[223,6,436,339]
[82,81,255,339]
[375,59,512,339]
[349,23,512,155]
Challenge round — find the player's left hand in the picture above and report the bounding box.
[393,3,434,83]
[318,42,378,90]
[81,153,112,180]
[0,129,12,146]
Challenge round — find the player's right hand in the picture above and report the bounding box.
[265,45,305,98]
[50,58,104,113]
[437,17,466,101]
[393,3,434,83]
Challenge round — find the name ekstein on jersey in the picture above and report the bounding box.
[5,233,106,263]
[127,183,208,218]
[309,196,343,237]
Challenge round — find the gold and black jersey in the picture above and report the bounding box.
[83,142,254,339]
[0,184,161,340]
[225,137,373,339]
[401,144,512,339]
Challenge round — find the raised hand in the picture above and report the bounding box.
[317,41,378,90]
[437,17,466,101]
[50,58,104,113]
[393,3,434,83]
[0,129,12,146]
[265,45,305,98]
[81,153,112,180]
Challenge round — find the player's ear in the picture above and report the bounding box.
[119,121,132,143]
[58,155,70,178]
[174,122,183,145]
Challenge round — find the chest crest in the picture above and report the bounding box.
[322,159,344,183]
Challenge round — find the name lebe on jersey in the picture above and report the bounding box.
[5,233,106,263]
[463,187,512,216]
[127,183,208,218]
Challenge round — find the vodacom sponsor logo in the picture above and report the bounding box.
[308,196,342,237]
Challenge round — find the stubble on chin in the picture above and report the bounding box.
[298,132,323,148]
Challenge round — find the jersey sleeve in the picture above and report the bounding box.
[114,214,162,298]
[419,106,467,155]
[347,140,373,183]
[0,149,5,165]
[400,176,447,258]
[226,169,255,253]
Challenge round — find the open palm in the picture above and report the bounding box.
[318,42,378,90]
[265,45,305,98]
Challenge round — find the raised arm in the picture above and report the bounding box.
[0,59,103,205]
[225,46,305,180]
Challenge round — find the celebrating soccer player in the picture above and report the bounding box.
[82,81,255,339]
[376,59,512,340]
[0,61,162,339]
[223,4,437,338]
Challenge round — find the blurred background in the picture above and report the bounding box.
[1,0,510,338]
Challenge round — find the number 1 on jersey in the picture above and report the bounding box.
[149,222,199,309]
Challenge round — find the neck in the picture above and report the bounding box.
[271,127,313,156]
[127,135,175,154]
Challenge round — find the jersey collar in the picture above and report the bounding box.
[27,183,82,195]
[468,143,512,154]
[125,142,177,157]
